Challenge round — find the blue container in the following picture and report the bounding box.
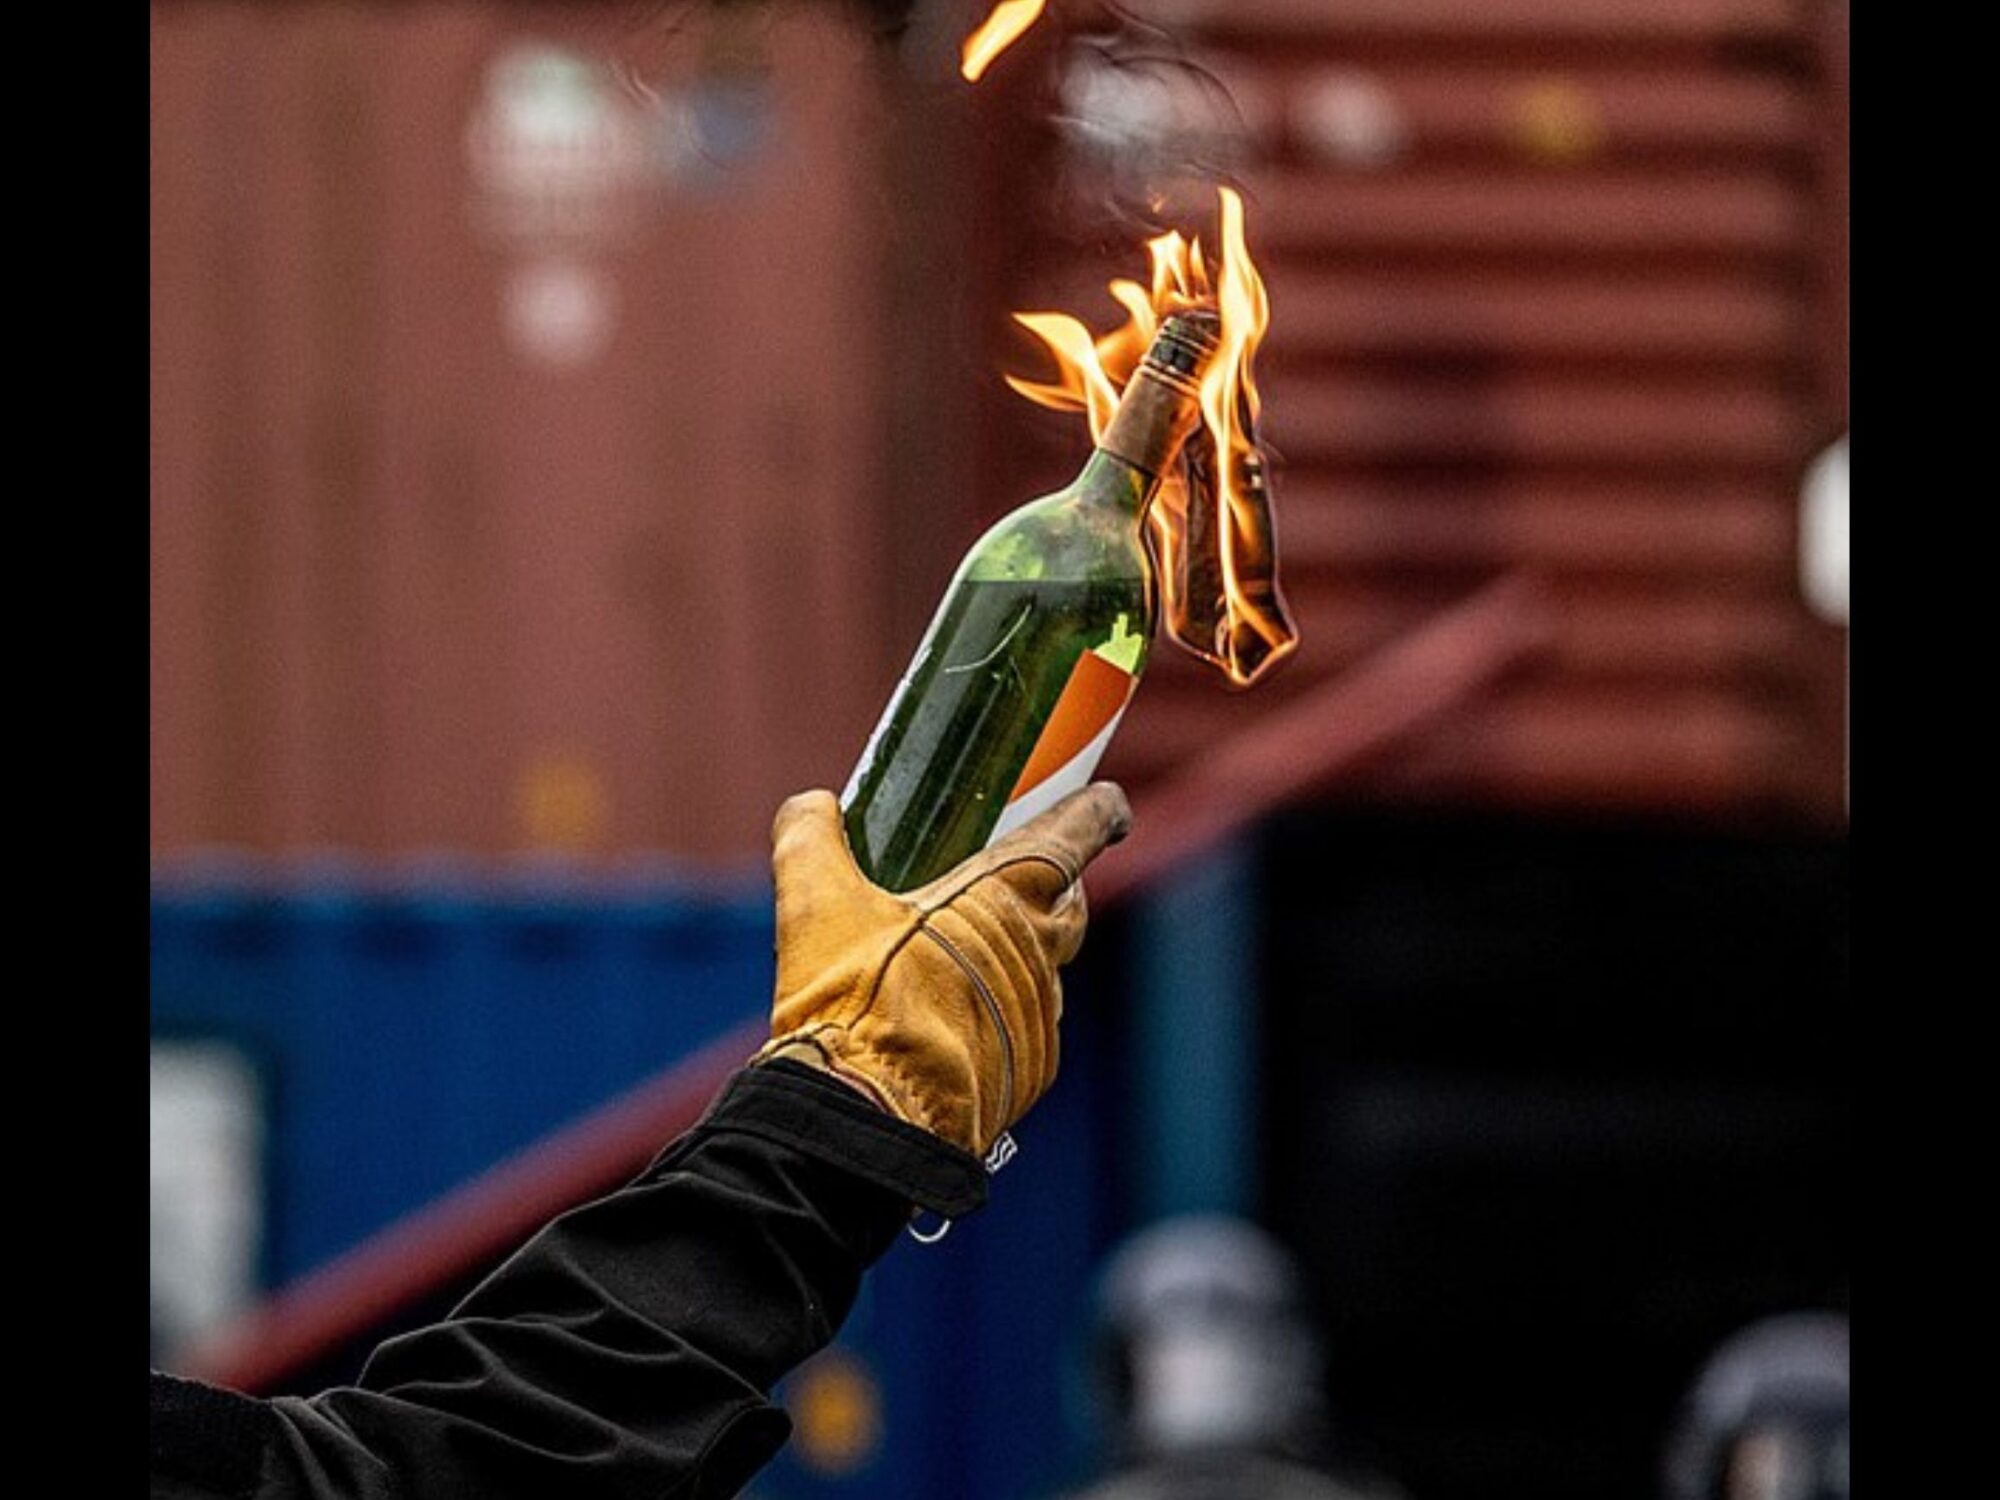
[150,866,774,1282]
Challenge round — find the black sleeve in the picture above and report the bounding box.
[150,1060,987,1500]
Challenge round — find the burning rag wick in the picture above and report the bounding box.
[1006,187,1300,688]
[962,0,1049,82]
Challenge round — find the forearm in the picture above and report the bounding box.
[159,1061,984,1500]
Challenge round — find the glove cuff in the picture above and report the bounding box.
[714,1058,989,1219]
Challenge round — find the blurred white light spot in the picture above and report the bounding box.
[1057,51,1256,176]
[1061,55,1183,154]
[1800,435,1848,625]
[466,41,651,249]
[1136,1329,1281,1454]
[1296,71,1410,170]
[505,259,617,368]
[151,1041,264,1366]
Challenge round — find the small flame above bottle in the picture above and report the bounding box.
[961,0,1050,82]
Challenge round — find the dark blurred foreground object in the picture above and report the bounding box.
[853,0,918,30]
[1063,1215,1405,1500]
[1662,1313,1850,1500]
[1262,812,1848,1499]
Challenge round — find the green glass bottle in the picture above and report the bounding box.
[842,310,1220,892]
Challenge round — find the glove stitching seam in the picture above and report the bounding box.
[823,941,949,1139]
[852,1045,943,1136]
[751,1032,911,1125]
[771,923,946,1136]
[915,851,1080,915]
[821,1053,904,1121]
[762,1022,934,1134]
[788,915,925,1038]
[839,914,927,1030]
[916,922,1015,1150]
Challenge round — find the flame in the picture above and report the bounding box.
[1006,187,1298,687]
[962,0,1049,83]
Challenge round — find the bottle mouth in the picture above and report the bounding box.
[1147,308,1222,383]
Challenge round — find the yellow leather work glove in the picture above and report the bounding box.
[751,783,1132,1160]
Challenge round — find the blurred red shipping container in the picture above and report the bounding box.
[1014,0,1849,824]
[152,1,908,865]
[151,0,1849,869]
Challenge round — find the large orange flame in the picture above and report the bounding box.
[1006,187,1298,687]
[962,0,1049,83]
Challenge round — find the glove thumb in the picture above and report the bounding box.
[771,789,880,931]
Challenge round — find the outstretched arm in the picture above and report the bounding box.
[149,783,1130,1500]
[153,1059,978,1500]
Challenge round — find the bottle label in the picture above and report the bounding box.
[987,618,1143,845]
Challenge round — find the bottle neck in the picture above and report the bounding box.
[1073,449,1154,518]
[1081,363,1206,516]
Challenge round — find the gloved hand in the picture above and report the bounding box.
[752,783,1132,1159]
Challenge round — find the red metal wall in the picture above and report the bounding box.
[152,0,1848,869]
[152,1,899,866]
[1001,0,1848,822]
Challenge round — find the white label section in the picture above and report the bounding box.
[985,704,1131,844]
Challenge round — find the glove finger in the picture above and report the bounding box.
[771,790,870,923]
[1047,879,1088,969]
[984,783,1133,908]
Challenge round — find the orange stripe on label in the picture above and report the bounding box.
[1008,650,1137,803]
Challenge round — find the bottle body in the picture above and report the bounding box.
[841,311,1216,892]
[842,458,1157,891]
